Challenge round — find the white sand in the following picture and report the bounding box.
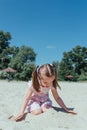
[0,80,87,130]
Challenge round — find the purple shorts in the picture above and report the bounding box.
[27,94,52,112]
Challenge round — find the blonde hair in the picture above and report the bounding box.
[32,64,61,92]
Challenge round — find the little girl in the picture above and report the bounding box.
[12,64,77,121]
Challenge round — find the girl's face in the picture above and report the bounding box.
[38,75,55,88]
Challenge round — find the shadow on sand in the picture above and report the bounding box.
[52,106,74,113]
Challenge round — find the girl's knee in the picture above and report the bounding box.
[31,109,42,115]
[42,105,52,112]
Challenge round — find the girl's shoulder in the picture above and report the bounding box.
[28,80,32,86]
[27,80,34,91]
[51,86,56,90]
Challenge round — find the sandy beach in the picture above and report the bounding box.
[0,80,87,130]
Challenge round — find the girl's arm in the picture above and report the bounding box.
[51,88,77,115]
[12,87,33,121]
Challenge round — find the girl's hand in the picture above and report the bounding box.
[67,109,77,115]
[9,113,25,122]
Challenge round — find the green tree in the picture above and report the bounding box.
[58,45,87,81]
[0,30,12,69]
[10,45,37,80]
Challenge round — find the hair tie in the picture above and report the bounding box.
[36,65,40,73]
[49,64,53,66]
[50,64,56,71]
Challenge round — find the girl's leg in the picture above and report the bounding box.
[27,101,42,115]
[41,100,52,112]
[31,109,42,115]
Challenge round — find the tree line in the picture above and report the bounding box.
[0,30,87,81]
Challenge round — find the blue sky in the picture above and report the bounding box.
[0,0,87,65]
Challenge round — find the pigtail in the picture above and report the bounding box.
[32,66,40,92]
[52,64,61,90]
